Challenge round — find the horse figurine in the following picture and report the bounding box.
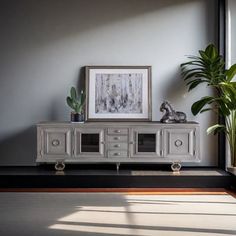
[160,101,187,123]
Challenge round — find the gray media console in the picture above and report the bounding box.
[36,122,200,170]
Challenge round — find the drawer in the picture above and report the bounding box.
[107,128,128,135]
[107,143,128,150]
[108,150,128,158]
[107,135,128,142]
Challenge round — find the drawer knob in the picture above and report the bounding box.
[175,139,183,147]
[114,137,120,140]
[114,144,121,148]
[52,139,60,146]
[114,152,121,156]
[114,130,121,133]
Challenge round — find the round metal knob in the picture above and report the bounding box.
[175,139,183,147]
[114,137,120,140]
[52,139,60,146]
[114,152,121,156]
[114,130,121,133]
[114,144,121,148]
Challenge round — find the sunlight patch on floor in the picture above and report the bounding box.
[48,194,236,236]
[49,223,233,236]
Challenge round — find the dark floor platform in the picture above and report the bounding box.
[0,165,234,189]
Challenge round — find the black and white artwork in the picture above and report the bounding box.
[86,66,151,121]
[95,73,143,114]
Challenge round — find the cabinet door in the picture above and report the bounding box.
[130,128,161,158]
[42,128,71,158]
[74,128,105,158]
[163,128,196,160]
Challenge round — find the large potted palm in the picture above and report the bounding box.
[181,44,236,173]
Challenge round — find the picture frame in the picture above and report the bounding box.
[85,66,152,121]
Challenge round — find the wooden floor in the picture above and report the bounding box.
[1,191,236,236]
[0,187,235,197]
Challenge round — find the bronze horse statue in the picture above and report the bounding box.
[160,101,187,123]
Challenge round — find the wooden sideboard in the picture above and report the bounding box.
[36,121,200,170]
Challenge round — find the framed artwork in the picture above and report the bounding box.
[85,66,152,121]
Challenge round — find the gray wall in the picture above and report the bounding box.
[226,0,236,167]
[0,0,217,166]
[228,0,236,65]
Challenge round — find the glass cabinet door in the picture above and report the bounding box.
[74,128,105,158]
[130,128,161,158]
[81,133,100,152]
[138,133,156,152]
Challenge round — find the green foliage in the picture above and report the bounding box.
[191,96,216,115]
[66,87,85,114]
[181,43,236,166]
[181,44,225,92]
[207,124,227,135]
[226,64,236,81]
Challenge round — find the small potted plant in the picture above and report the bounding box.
[66,87,86,122]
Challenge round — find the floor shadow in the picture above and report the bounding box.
[127,199,236,205]
[0,192,131,236]
[79,209,236,217]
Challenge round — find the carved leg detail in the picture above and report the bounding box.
[116,162,120,172]
[55,161,65,171]
[171,161,181,174]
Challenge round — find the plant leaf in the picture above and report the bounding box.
[191,96,215,115]
[199,50,211,62]
[66,97,75,110]
[225,64,236,81]
[207,124,226,135]
[205,44,218,59]
[217,99,231,116]
[70,87,77,101]
[188,80,204,91]
[200,108,213,113]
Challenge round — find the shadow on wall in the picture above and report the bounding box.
[1,0,193,47]
[161,67,186,103]
[77,67,86,93]
[0,69,86,166]
[0,127,36,166]
[49,67,86,121]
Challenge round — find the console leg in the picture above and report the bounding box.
[171,161,181,174]
[116,162,120,173]
[55,160,65,171]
